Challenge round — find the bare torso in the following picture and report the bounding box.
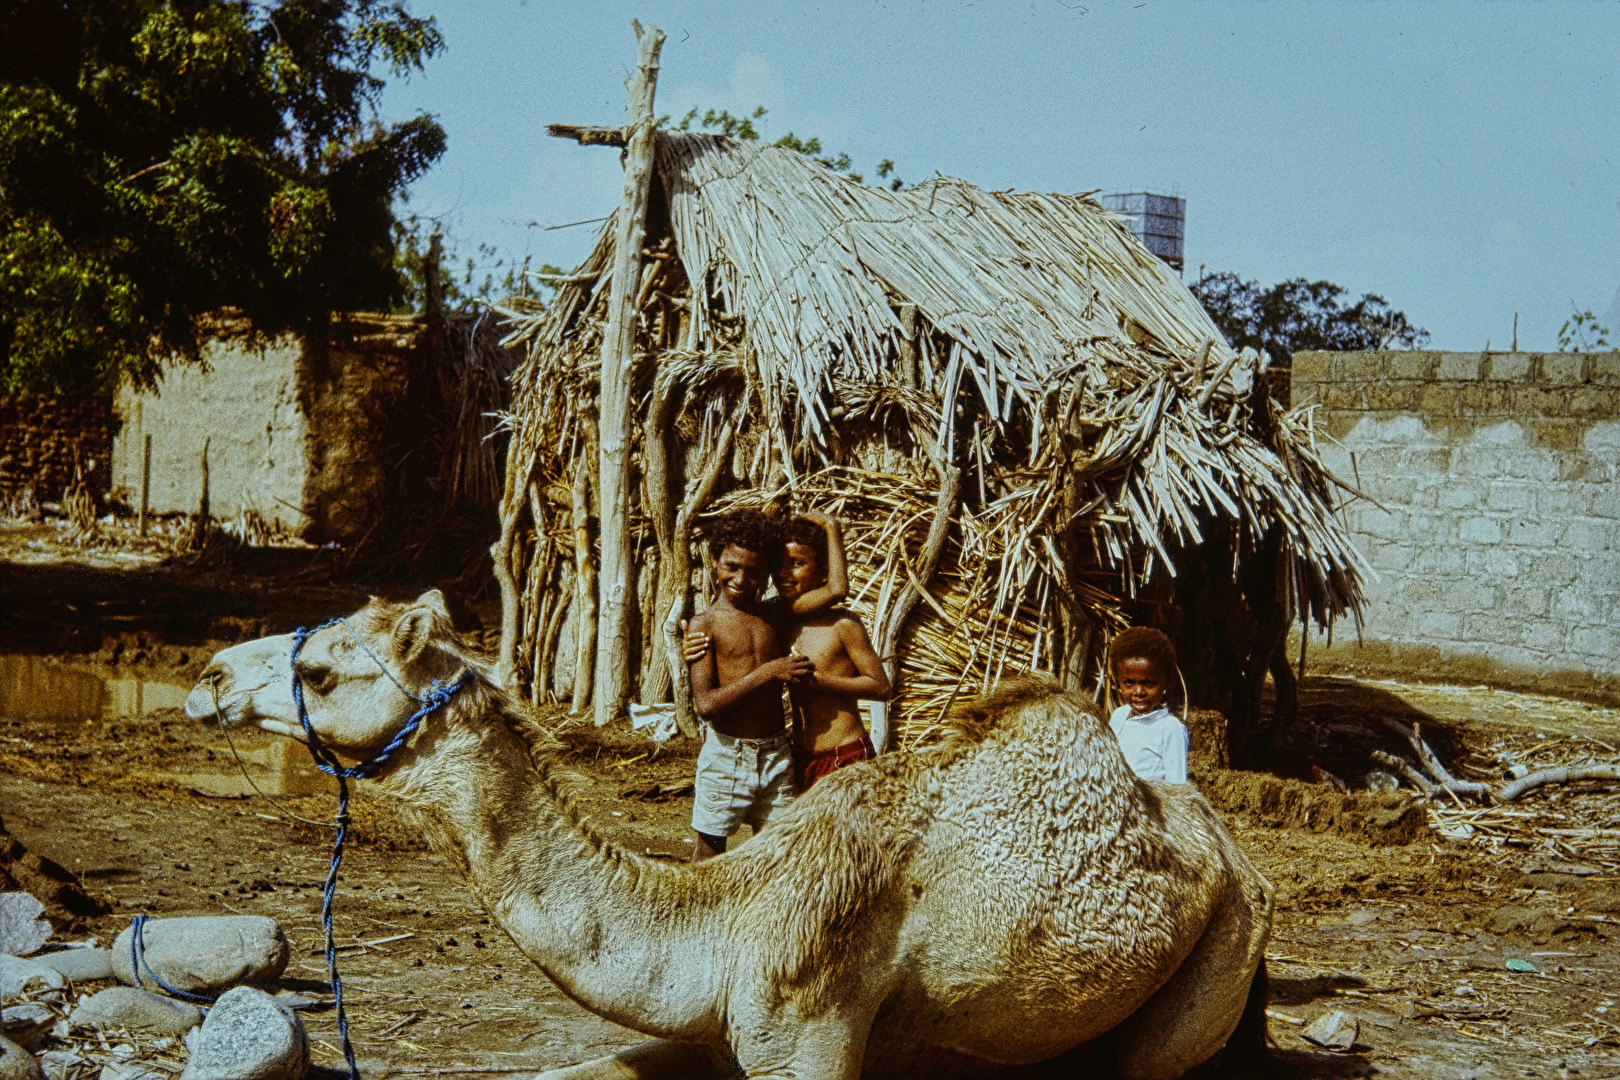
[691,603,789,740]
[789,612,869,754]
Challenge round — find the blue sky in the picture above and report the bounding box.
[382,0,1620,351]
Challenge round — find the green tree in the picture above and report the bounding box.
[1189,269,1429,367]
[0,0,446,395]
[670,106,904,190]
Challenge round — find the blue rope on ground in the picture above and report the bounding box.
[129,913,218,1005]
[289,618,469,1080]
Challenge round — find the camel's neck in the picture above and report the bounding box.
[380,683,722,1039]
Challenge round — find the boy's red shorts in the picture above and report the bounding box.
[796,735,876,790]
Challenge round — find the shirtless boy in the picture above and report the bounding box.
[685,508,848,860]
[775,515,890,789]
[688,513,890,792]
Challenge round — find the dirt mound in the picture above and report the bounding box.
[0,813,107,925]
[1197,767,1429,845]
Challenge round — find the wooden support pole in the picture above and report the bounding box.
[874,454,962,750]
[490,438,525,690]
[897,304,919,390]
[137,434,151,537]
[593,19,665,728]
[197,435,210,521]
[571,451,597,717]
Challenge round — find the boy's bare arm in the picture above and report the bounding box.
[809,616,891,699]
[786,510,849,616]
[688,616,815,720]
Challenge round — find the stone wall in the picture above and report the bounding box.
[111,316,421,544]
[0,394,115,505]
[1292,350,1620,703]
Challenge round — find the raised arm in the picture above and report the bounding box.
[787,510,848,616]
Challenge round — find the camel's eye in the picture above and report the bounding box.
[298,662,336,695]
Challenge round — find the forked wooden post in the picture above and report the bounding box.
[590,19,665,727]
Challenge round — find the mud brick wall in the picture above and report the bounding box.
[111,316,421,544]
[0,394,115,503]
[1292,350,1620,704]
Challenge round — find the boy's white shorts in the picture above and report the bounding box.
[691,726,794,837]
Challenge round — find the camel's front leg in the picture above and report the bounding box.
[534,1039,734,1080]
[729,1012,870,1080]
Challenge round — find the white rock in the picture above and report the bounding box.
[1,1004,54,1047]
[178,988,308,1080]
[70,989,203,1035]
[1300,1007,1360,1051]
[32,951,113,984]
[111,919,288,996]
[0,956,65,998]
[36,1049,87,1080]
[0,897,51,958]
[0,1037,45,1080]
[98,1064,165,1080]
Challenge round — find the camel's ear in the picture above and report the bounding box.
[391,606,437,664]
[413,589,451,619]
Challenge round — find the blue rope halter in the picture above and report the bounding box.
[289,617,468,1080]
[130,618,467,1076]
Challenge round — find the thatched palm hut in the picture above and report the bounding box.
[492,130,1366,751]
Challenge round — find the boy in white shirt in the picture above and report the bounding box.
[1107,627,1190,784]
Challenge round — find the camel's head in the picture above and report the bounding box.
[185,590,465,759]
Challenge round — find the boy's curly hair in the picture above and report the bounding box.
[705,508,783,562]
[780,515,828,569]
[1109,626,1179,678]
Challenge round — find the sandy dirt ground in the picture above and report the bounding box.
[3,534,1618,1079]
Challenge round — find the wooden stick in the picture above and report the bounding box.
[1499,764,1620,802]
[640,377,678,707]
[489,441,526,690]
[138,432,151,537]
[898,303,919,390]
[547,124,628,147]
[1195,346,1248,410]
[570,448,597,717]
[661,418,736,738]
[592,19,666,728]
[875,455,963,734]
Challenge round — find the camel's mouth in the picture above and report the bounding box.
[184,676,248,726]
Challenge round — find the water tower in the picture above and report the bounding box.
[1098,192,1185,274]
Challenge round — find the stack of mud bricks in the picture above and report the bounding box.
[0,393,115,504]
[1291,351,1620,703]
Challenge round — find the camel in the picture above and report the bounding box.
[184,590,1274,1080]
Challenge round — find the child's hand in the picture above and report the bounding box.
[797,508,834,528]
[681,619,710,664]
[768,651,816,685]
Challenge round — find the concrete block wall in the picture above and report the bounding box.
[1292,350,1620,704]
